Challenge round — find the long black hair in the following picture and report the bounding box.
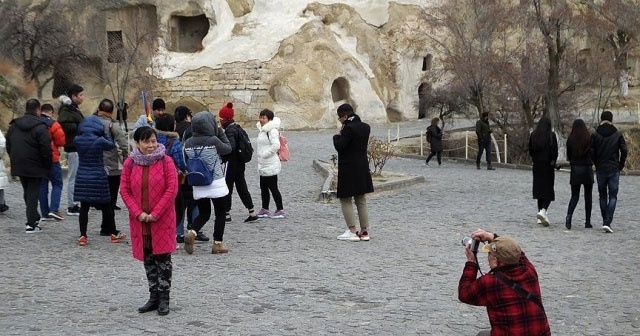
[567,119,590,156]
[530,116,553,151]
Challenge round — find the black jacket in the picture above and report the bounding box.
[333,113,374,198]
[6,113,52,178]
[591,122,627,173]
[427,125,443,152]
[57,101,84,152]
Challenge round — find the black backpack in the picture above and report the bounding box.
[235,125,254,163]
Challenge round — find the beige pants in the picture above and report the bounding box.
[340,194,369,231]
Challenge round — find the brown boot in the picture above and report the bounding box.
[211,242,229,254]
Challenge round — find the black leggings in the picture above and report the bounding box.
[79,202,116,237]
[567,183,592,220]
[426,150,442,164]
[260,175,283,211]
[192,197,227,242]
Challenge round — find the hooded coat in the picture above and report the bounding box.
[6,113,52,178]
[73,115,115,204]
[121,145,178,261]
[40,115,66,163]
[183,111,231,199]
[256,116,282,177]
[333,113,374,198]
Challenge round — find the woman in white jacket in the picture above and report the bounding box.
[0,129,9,212]
[256,109,285,218]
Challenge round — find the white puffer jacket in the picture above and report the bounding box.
[256,117,282,177]
[0,130,9,188]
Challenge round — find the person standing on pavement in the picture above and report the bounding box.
[120,126,178,316]
[6,99,52,233]
[183,111,232,255]
[133,98,165,131]
[528,116,558,227]
[38,104,66,221]
[255,109,286,219]
[425,117,443,167]
[73,114,122,246]
[333,103,374,242]
[57,84,85,216]
[475,112,495,170]
[218,103,259,223]
[591,110,627,233]
[459,229,550,336]
[96,99,129,211]
[153,114,188,243]
[565,119,593,230]
[174,106,199,243]
[0,129,9,213]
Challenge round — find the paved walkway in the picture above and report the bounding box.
[1,120,639,335]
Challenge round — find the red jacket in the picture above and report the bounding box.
[120,155,177,261]
[41,116,66,163]
[458,253,551,336]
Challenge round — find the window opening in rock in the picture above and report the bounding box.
[107,31,124,63]
[168,14,209,52]
[422,54,433,71]
[331,77,350,103]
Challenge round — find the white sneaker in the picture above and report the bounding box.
[602,225,613,233]
[337,230,360,241]
[536,209,549,227]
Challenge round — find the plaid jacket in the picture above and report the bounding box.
[458,252,551,336]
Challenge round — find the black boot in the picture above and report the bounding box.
[585,219,592,228]
[138,291,159,313]
[565,215,572,230]
[157,291,170,316]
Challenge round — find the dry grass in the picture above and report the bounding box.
[0,58,36,96]
[622,127,640,170]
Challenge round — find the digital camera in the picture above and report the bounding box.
[461,236,480,254]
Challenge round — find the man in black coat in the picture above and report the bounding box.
[333,103,374,242]
[591,110,628,233]
[6,99,52,232]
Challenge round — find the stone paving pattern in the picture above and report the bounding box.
[1,119,639,335]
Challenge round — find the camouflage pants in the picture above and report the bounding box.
[143,249,172,292]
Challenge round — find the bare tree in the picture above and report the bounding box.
[0,0,89,98]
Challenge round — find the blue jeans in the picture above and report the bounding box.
[476,140,492,165]
[596,171,619,227]
[177,204,199,237]
[39,162,63,215]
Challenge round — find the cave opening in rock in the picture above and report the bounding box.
[331,77,351,107]
[168,14,210,52]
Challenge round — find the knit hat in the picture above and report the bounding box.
[152,98,166,111]
[480,236,522,265]
[219,102,234,119]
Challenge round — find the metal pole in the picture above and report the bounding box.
[465,131,469,160]
[504,134,508,164]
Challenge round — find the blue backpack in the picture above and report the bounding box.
[186,146,214,186]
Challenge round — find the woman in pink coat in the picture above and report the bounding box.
[120,126,178,316]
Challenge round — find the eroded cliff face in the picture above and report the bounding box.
[150,0,434,129]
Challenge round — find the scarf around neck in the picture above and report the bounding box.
[130,143,166,166]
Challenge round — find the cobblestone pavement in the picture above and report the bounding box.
[1,119,639,335]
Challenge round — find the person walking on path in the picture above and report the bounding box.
[333,103,374,242]
[0,129,9,213]
[120,126,178,316]
[475,112,495,170]
[38,104,66,221]
[73,114,121,246]
[57,84,85,216]
[183,111,232,255]
[528,116,558,227]
[591,110,627,233]
[255,109,286,219]
[6,99,52,232]
[218,103,259,223]
[565,119,593,230]
[96,99,129,211]
[425,117,443,167]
